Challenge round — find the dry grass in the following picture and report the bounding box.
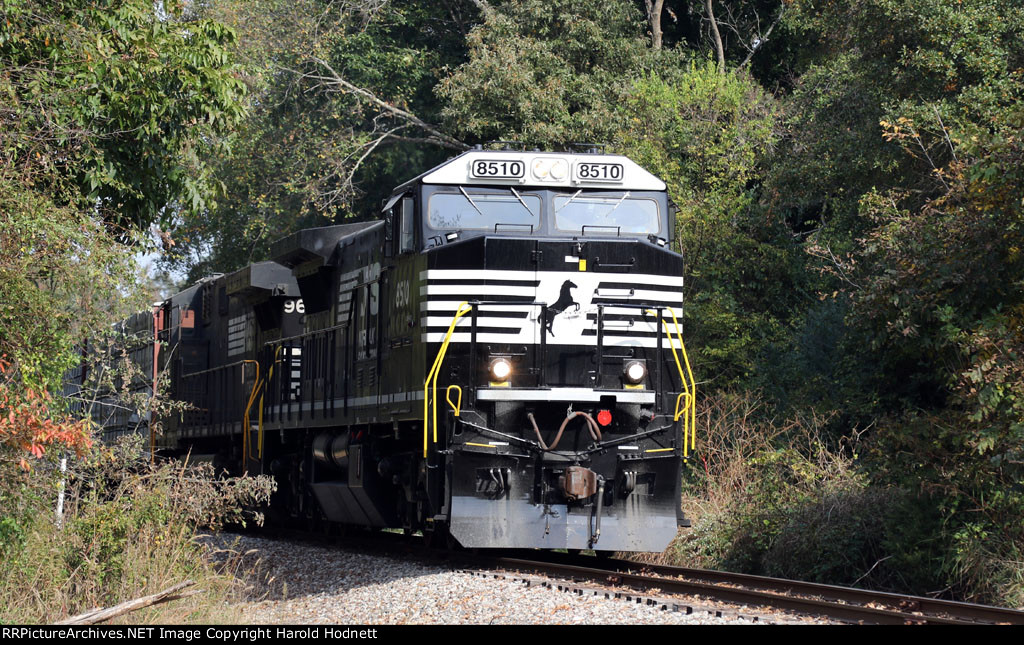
[634,392,870,573]
[0,437,273,624]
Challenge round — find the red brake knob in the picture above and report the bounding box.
[597,409,612,426]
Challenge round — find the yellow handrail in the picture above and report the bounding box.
[241,360,261,470]
[649,308,697,457]
[446,385,463,417]
[257,346,284,458]
[423,302,473,457]
[671,311,697,453]
[674,392,691,422]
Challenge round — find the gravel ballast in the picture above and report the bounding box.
[214,534,832,625]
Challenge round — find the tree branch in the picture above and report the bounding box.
[56,581,201,625]
[468,0,494,19]
[301,57,469,151]
[737,5,785,71]
[318,124,412,208]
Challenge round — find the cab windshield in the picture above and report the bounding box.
[428,190,540,231]
[553,192,660,235]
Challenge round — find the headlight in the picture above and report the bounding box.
[489,358,513,381]
[624,360,646,384]
[531,157,569,181]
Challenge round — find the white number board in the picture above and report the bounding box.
[470,159,525,179]
[574,162,624,183]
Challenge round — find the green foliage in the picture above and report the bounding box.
[164,0,468,280]
[0,191,143,392]
[0,4,263,618]
[772,0,1024,252]
[1,0,251,391]
[775,0,1024,603]
[439,0,672,146]
[1,0,247,230]
[614,66,775,226]
[666,393,947,592]
[4,0,1024,609]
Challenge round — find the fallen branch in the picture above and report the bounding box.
[56,581,201,625]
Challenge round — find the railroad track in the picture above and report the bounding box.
[474,553,1024,625]
[239,527,1024,624]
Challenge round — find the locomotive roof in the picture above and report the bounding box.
[225,261,299,299]
[271,221,380,269]
[383,149,667,210]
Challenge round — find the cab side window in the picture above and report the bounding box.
[399,196,415,253]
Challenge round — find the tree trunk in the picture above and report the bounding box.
[644,0,665,50]
[706,0,726,73]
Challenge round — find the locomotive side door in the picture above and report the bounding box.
[353,261,382,420]
[382,195,421,421]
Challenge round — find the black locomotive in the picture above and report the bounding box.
[78,148,697,552]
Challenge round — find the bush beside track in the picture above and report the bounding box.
[0,435,274,624]
[639,392,1021,608]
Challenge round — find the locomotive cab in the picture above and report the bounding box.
[383,150,673,252]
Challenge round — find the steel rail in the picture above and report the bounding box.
[488,554,1024,625]
[601,559,1024,625]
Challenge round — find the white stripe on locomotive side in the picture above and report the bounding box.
[418,302,683,320]
[423,268,683,288]
[419,301,539,313]
[418,332,672,348]
[422,316,530,329]
[421,284,537,297]
[419,285,683,302]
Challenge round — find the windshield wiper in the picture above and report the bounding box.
[602,191,631,218]
[555,189,583,214]
[509,187,537,219]
[459,186,484,216]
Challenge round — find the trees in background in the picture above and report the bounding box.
[1,0,247,232]
[152,0,1024,601]
[438,0,669,145]
[1,5,271,623]
[164,0,475,281]
[765,0,1024,601]
[4,0,1024,605]
[0,0,247,458]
